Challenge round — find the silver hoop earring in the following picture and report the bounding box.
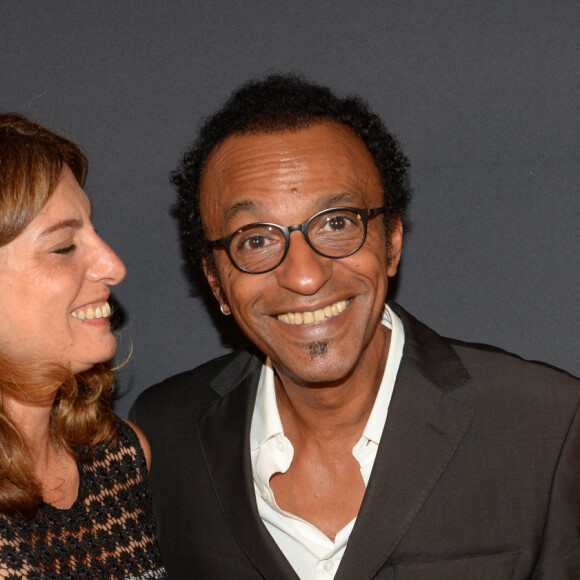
[220,304,231,316]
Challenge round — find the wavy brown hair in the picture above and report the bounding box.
[0,114,119,519]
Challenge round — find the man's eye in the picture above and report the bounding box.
[235,226,282,252]
[327,217,347,230]
[322,214,356,232]
[239,235,270,251]
[53,244,76,255]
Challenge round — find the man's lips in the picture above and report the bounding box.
[276,299,350,325]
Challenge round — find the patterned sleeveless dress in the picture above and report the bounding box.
[0,418,167,579]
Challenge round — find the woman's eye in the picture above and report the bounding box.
[53,244,76,255]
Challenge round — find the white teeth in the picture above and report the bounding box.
[72,301,112,320]
[277,300,349,326]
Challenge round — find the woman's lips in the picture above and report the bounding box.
[72,301,111,320]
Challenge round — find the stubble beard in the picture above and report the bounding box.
[305,340,331,359]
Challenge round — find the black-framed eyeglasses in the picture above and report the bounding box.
[207,206,386,274]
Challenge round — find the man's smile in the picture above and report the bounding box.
[276,299,350,325]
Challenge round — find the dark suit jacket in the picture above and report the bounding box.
[130,303,580,579]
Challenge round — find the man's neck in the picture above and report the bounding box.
[273,324,391,444]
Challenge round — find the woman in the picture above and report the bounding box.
[0,114,166,579]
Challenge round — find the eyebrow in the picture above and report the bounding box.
[223,200,259,223]
[38,218,83,238]
[323,192,362,207]
[223,192,363,224]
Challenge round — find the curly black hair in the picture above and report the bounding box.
[172,73,411,270]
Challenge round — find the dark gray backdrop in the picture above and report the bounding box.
[2,1,578,417]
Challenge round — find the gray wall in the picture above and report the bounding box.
[2,1,578,417]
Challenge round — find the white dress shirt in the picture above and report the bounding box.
[250,304,405,579]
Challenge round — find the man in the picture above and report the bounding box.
[130,74,580,579]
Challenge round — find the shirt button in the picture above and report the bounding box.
[323,560,335,572]
[277,438,286,452]
[261,488,271,502]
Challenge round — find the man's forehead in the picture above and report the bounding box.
[200,121,378,192]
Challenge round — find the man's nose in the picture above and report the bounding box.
[274,230,332,295]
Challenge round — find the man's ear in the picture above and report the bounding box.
[387,217,403,277]
[202,257,227,305]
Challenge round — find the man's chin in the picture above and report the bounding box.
[274,352,359,388]
[305,340,331,359]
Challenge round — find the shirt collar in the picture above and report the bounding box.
[362,304,404,444]
[251,362,282,451]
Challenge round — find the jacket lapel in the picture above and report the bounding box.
[336,305,474,579]
[196,351,300,579]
